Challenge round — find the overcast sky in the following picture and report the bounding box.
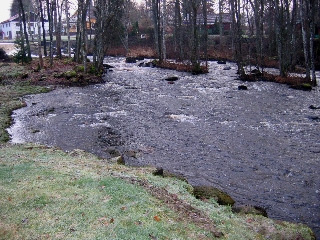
[0,0,144,24]
[0,0,13,23]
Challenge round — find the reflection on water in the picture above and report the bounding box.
[9,57,320,237]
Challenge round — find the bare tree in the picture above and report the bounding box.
[230,0,245,77]
[65,0,71,58]
[18,0,32,61]
[201,0,208,67]
[299,0,317,85]
[152,0,163,62]
[249,0,264,72]
[173,0,182,59]
[46,0,54,66]
[162,0,167,61]
[93,0,124,71]
[36,0,44,68]
[39,0,47,57]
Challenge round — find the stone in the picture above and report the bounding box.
[251,69,262,76]
[125,57,137,63]
[223,66,231,70]
[309,105,320,110]
[232,205,268,217]
[217,60,226,64]
[103,64,114,69]
[238,85,248,90]
[153,168,189,183]
[165,75,179,81]
[193,186,235,206]
[307,116,320,122]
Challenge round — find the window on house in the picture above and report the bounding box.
[16,31,20,35]
[30,23,34,27]
[16,23,20,27]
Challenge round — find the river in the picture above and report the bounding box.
[9,57,320,237]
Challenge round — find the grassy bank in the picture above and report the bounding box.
[0,61,316,239]
[0,144,315,240]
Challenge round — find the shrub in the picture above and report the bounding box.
[12,38,31,64]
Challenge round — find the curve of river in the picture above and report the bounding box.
[9,57,320,237]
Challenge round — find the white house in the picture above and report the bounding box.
[0,13,49,40]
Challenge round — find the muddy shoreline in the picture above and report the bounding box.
[9,58,320,237]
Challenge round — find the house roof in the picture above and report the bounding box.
[0,12,48,24]
[0,14,19,24]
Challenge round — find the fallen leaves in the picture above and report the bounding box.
[98,217,115,227]
[153,216,161,222]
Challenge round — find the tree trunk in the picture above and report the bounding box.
[36,0,44,68]
[81,0,90,72]
[56,0,63,59]
[218,0,224,47]
[309,0,317,86]
[230,0,245,77]
[40,0,47,57]
[26,12,34,42]
[202,0,208,67]
[299,0,311,81]
[75,0,83,63]
[174,0,183,60]
[46,0,54,66]
[65,0,71,58]
[162,0,166,61]
[190,0,200,66]
[152,0,162,62]
[18,0,32,60]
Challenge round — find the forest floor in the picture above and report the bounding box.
[0,58,316,239]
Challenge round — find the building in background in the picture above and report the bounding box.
[0,13,49,40]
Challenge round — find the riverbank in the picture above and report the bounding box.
[0,144,315,239]
[0,58,103,142]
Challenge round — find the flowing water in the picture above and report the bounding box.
[9,57,320,237]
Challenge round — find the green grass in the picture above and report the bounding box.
[0,145,218,240]
[0,145,315,240]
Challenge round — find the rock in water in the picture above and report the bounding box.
[309,105,320,110]
[251,68,262,76]
[217,60,226,64]
[238,85,248,90]
[125,57,137,63]
[165,75,179,81]
[103,64,115,69]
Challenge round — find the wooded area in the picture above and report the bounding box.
[11,0,319,86]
